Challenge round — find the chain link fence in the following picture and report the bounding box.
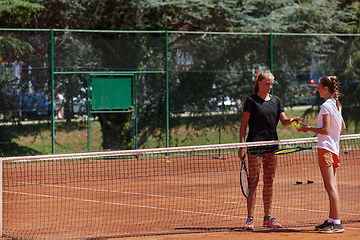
[1,29,359,156]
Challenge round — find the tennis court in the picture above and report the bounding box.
[2,135,360,239]
[127,223,360,240]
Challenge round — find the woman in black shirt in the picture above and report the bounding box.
[239,71,302,230]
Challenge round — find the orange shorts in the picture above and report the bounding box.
[317,148,340,168]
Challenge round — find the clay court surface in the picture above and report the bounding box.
[0,223,358,239]
[1,146,359,239]
[128,223,360,240]
[0,223,359,239]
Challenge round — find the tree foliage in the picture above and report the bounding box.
[0,0,43,27]
[2,0,360,152]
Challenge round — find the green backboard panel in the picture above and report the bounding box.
[92,77,132,110]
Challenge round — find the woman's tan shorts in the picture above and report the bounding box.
[318,148,340,168]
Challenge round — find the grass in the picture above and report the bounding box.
[9,120,103,155]
[5,106,359,156]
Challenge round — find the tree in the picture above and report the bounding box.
[2,0,360,152]
[0,0,43,27]
[0,0,42,122]
[316,1,360,131]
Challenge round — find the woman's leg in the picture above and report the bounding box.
[263,153,277,217]
[247,153,261,217]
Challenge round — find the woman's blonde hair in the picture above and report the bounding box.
[319,76,342,110]
[253,71,275,94]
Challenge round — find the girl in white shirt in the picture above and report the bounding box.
[297,76,346,233]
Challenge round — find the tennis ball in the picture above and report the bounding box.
[291,121,297,127]
[166,160,170,164]
[296,123,302,128]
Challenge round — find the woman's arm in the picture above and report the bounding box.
[238,112,250,158]
[239,112,250,143]
[279,112,303,126]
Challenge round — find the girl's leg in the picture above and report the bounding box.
[320,166,340,219]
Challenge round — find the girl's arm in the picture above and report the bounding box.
[297,114,330,135]
[341,119,346,134]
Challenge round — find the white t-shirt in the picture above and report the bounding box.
[317,98,343,155]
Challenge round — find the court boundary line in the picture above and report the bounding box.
[4,190,248,220]
[7,180,244,206]
[6,181,360,217]
[1,190,326,226]
[345,227,360,231]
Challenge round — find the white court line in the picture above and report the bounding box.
[6,181,360,217]
[4,190,247,220]
[2,190,307,224]
[5,189,360,228]
[346,227,360,231]
[7,181,243,205]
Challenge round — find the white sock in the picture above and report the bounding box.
[333,219,341,225]
[327,217,333,223]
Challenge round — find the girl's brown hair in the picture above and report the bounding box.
[319,76,342,110]
[253,71,275,94]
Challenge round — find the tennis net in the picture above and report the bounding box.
[2,134,360,239]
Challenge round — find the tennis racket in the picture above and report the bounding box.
[274,146,316,155]
[240,155,250,198]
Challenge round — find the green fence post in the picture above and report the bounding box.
[270,33,273,74]
[87,74,91,151]
[51,29,55,153]
[165,31,169,148]
[270,33,274,94]
[134,73,138,149]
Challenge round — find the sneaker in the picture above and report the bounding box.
[319,223,345,233]
[263,217,282,228]
[315,220,331,231]
[244,217,254,230]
